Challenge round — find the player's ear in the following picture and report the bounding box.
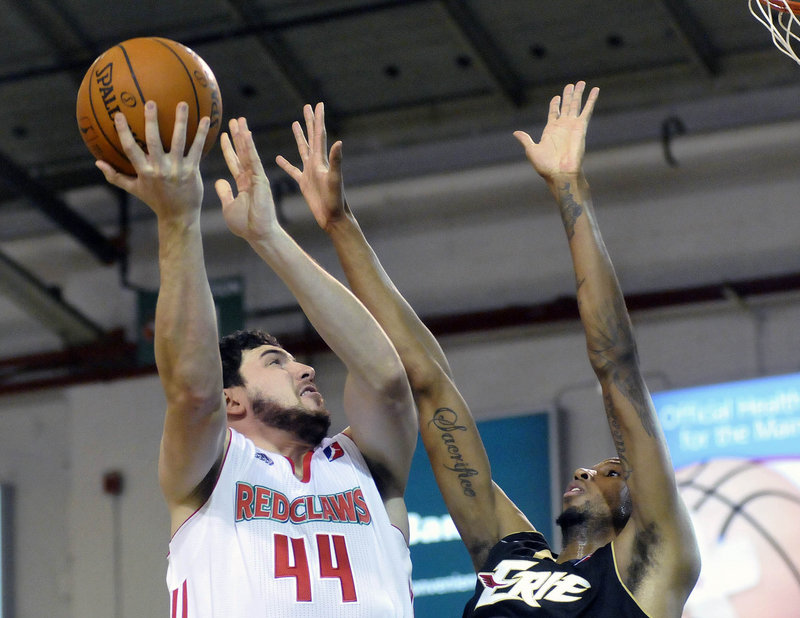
[224,387,247,420]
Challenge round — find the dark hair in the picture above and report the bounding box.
[219,329,281,388]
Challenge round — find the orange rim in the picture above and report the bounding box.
[760,0,800,14]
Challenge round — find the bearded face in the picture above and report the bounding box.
[556,492,632,544]
[251,395,331,447]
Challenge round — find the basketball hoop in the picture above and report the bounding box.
[749,0,800,65]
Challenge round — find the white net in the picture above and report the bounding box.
[749,0,800,65]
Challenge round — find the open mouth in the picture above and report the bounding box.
[564,483,584,497]
[299,384,321,400]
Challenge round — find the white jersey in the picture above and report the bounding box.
[167,428,413,617]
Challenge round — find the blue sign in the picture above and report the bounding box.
[406,412,554,617]
[653,372,800,468]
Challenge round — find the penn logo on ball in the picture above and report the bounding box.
[76,37,222,175]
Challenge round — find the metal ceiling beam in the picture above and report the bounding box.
[8,0,99,79]
[4,268,800,393]
[0,249,104,345]
[657,0,720,76]
[2,1,122,260]
[0,150,122,264]
[0,328,137,394]
[0,1,426,87]
[438,0,525,107]
[222,0,338,125]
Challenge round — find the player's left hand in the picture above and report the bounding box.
[276,102,347,232]
[97,101,209,220]
[514,81,598,180]
[215,117,279,241]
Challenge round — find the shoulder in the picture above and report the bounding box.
[226,426,251,449]
[318,431,359,458]
[327,429,378,472]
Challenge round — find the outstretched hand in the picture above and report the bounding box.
[514,81,599,181]
[96,101,209,220]
[275,102,346,232]
[215,117,279,241]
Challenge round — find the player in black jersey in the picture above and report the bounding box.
[282,82,700,617]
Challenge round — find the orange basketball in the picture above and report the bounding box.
[76,37,222,175]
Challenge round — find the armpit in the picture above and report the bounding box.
[625,521,661,592]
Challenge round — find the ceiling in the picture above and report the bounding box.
[1,0,800,390]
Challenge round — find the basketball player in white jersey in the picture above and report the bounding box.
[96,101,417,616]
[282,85,701,617]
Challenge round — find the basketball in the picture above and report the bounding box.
[677,458,800,617]
[76,37,222,175]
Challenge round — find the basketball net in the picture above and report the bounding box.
[749,0,800,65]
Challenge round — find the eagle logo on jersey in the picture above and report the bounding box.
[475,559,591,609]
[323,441,345,462]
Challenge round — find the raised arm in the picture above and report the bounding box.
[515,83,699,610]
[214,112,416,529]
[277,104,533,571]
[96,102,227,534]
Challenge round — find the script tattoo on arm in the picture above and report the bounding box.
[428,407,480,497]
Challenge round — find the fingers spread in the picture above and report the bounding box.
[238,120,266,177]
[220,132,240,177]
[328,140,343,173]
[581,86,600,120]
[186,115,211,163]
[554,82,599,120]
[569,81,585,116]
[115,112,147,169]
[291,120,309,161]
[313,102,327,162]
[275,155,302,182]
[143,101,164,157]
[214,178,234,206]
[548,95,561,121]
[169,102,189,157]
[560,83,574,115]
[512,130,534,148]
[95,160,134,191]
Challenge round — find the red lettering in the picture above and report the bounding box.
[289,496,307,523]
[327,491,357,522]
[306,496,325,521]
[170,579,188,618]
[318,534,357,602]
[353,488,371,524]
[235,482,254,521]
[274,534,311,602]
[272,491,290,522]
[254,486,271,517]
[319,495,338,521]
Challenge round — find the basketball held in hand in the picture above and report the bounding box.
[76,37,223,175]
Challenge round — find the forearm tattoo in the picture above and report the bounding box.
[559,182,583,240]
[589,296,657,439]
[428,407,479,497]
[605,390,633,480]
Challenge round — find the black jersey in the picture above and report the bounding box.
[462,531,649,617]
